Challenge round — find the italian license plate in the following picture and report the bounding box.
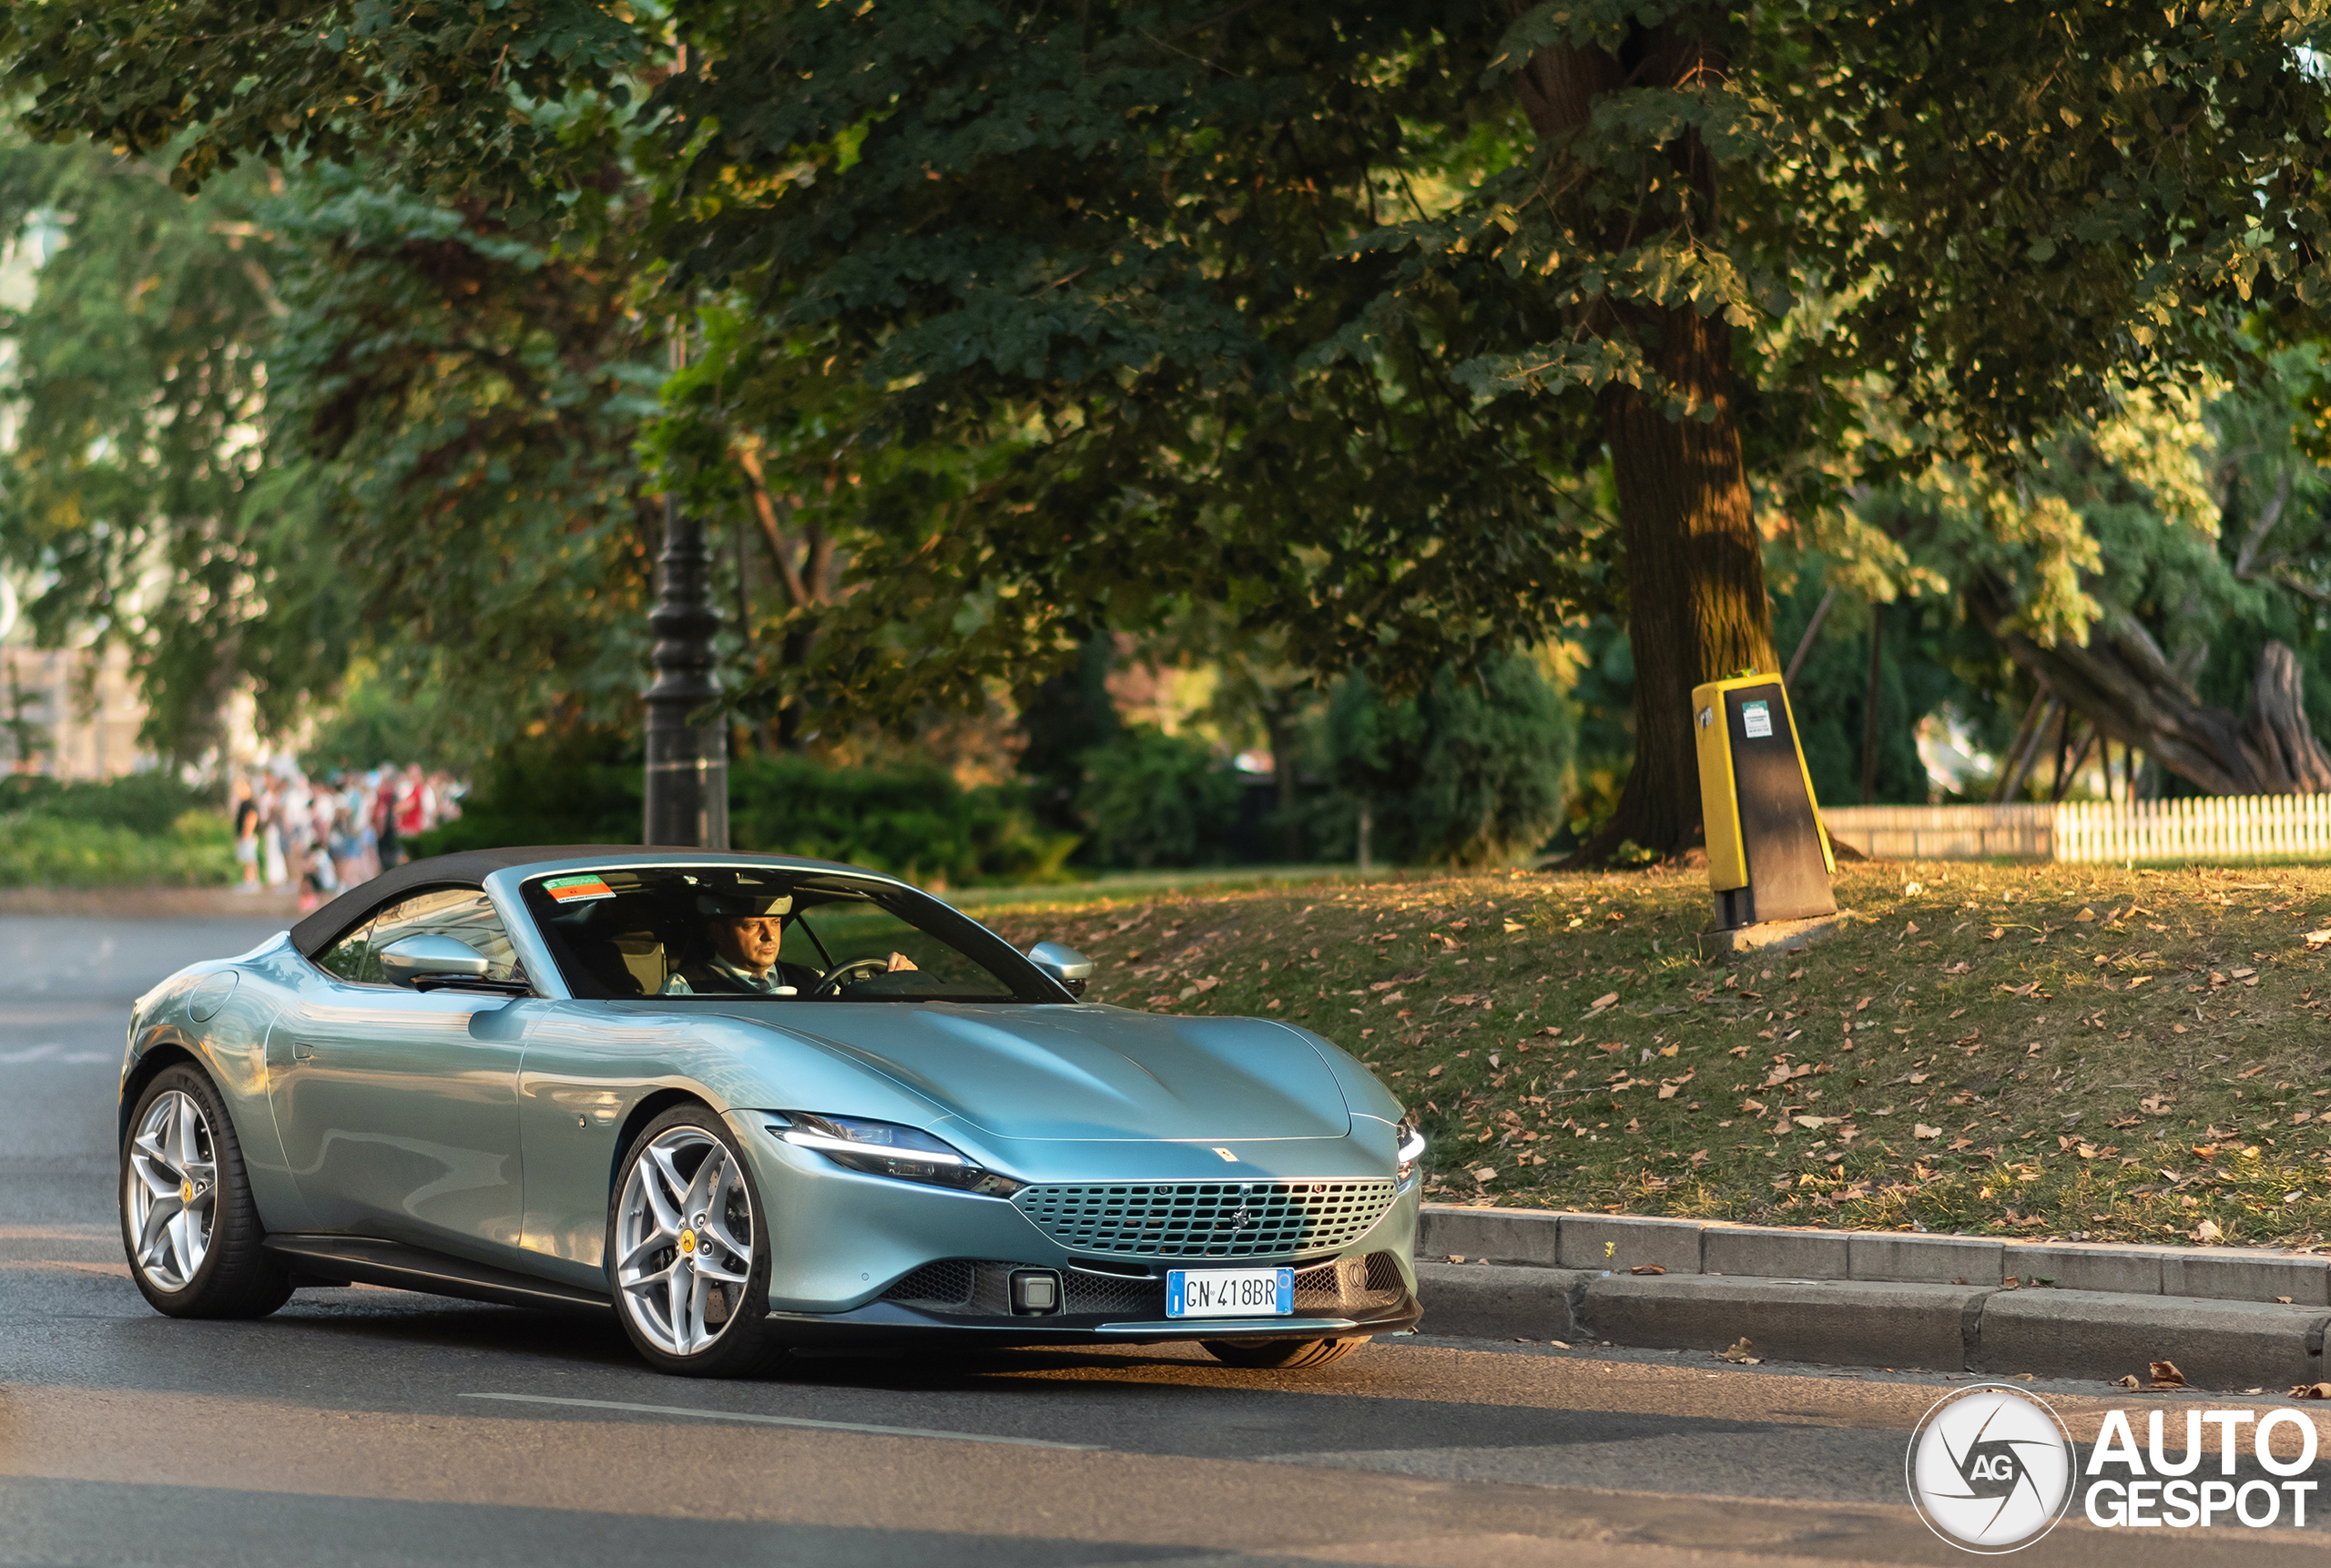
[1166,1268,1294,1319]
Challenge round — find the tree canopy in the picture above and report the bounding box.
[3,2,2329,840]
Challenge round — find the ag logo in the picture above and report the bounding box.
[1905,1383,2076,1553]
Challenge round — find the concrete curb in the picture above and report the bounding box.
[1419,1204,2327,1300]
[1412,1264,2331,1389]
[1413,1205,2331,1388]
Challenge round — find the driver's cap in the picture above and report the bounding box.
[698,891,793,918]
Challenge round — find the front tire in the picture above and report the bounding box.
[609,1105,780,1378]
[1202,1336,1369,1369]
[120,1064,292,1319]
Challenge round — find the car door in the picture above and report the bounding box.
[266,887,533,1264]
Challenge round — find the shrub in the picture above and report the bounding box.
[0,810,234,887]
[728,755,1076,887]
[1324,653,1573,868]
[0,769,219,837]
[1074,728,1245,869]
[412,728,1075,887]
[408,728,639,857]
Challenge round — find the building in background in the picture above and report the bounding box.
[0,641,153,779]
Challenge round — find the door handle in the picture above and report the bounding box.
[292,1041,315,1061]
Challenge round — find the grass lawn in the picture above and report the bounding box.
[978,859,2331,1250]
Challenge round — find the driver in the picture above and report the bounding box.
[662,892,817,996]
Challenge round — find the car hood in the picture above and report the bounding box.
[726,1003,1351,1141]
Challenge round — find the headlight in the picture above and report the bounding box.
[1394,1118,1426,1179]
[763,1112,1022,1196]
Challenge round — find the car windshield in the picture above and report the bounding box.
[518,865,1053,1003]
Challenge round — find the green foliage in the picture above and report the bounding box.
[1074,730,1245,871]
[260,165,666,757]
[0,770,219,836]
[0,137,350,760]
[8,0,2331,806]
[730,757,1076,888]
[1325,654,1573,868]
[299,662,456,775]
[1016,634,1121,833]
[415,728,1076,886]
[0,809,232,887]
[408,729,642,857]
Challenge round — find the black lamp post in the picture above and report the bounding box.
[642,489,729,848]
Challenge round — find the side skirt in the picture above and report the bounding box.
[262,1235,613,1315]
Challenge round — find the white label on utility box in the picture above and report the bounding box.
[1741,700,1773,739]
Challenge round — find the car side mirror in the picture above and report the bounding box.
[379,933,492,989]
[1026,941,1093,997]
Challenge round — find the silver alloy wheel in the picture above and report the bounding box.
[127,1089,218,1291]
[614,1125,755,1357]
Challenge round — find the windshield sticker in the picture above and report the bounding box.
[542,875,616,903]
[1741,700,1773,739]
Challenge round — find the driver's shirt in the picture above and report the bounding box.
[661,955,799,997]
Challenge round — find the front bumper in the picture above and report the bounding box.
[738,1110,1423,1319]
[768,1250,1420,1345]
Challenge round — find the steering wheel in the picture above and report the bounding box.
[811,957,891,997]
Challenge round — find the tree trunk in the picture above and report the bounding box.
[1512,19,1778,863]
[1964,575,2331,794]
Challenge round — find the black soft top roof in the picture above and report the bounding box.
[286,845,824,958]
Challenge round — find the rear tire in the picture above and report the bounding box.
[609,1105,782,1378]
[120,1064,292,1319]
[1202,1336,1369,1369]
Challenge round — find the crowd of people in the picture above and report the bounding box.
[230,762,463,912]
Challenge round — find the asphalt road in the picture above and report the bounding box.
[5,914,2329,1567]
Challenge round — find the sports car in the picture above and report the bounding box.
[118,848,1426,1376]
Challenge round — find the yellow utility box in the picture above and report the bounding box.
[1693,671,1835,931]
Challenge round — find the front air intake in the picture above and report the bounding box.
[1011,1179,1399,1259]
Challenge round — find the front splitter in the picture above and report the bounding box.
[765,1294,1420,1346]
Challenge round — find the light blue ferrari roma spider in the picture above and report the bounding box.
[118,848,1426,1375]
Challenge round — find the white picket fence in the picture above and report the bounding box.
[1821,796,2331,864]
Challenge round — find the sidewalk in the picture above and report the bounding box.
[0,887,301,918]
[1415,1204,2331,1390]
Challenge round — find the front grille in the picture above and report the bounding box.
[1012,1179,1399,1259]
[885,1260,975,1307]
[879,1259,1165,1317]
[1292,1251,1408,1313]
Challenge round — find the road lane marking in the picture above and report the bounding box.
[0,1045,112,1064]
[459,1391,1101,1450]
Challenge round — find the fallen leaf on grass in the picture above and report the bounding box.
[2075,907,2098,922]
[1587,992,1620,1012]
[2238,1064,2270,1079]
[1630,1264,1666,1276]
[2150,1360,2187,1390]
[1502,920,1523,933]
[1470,1166,1497,1182]
[2194,1220,2224,1242]
[1914,1124,1942,1140]
[1984,927,2005,942]
[2306,931,2331,950]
